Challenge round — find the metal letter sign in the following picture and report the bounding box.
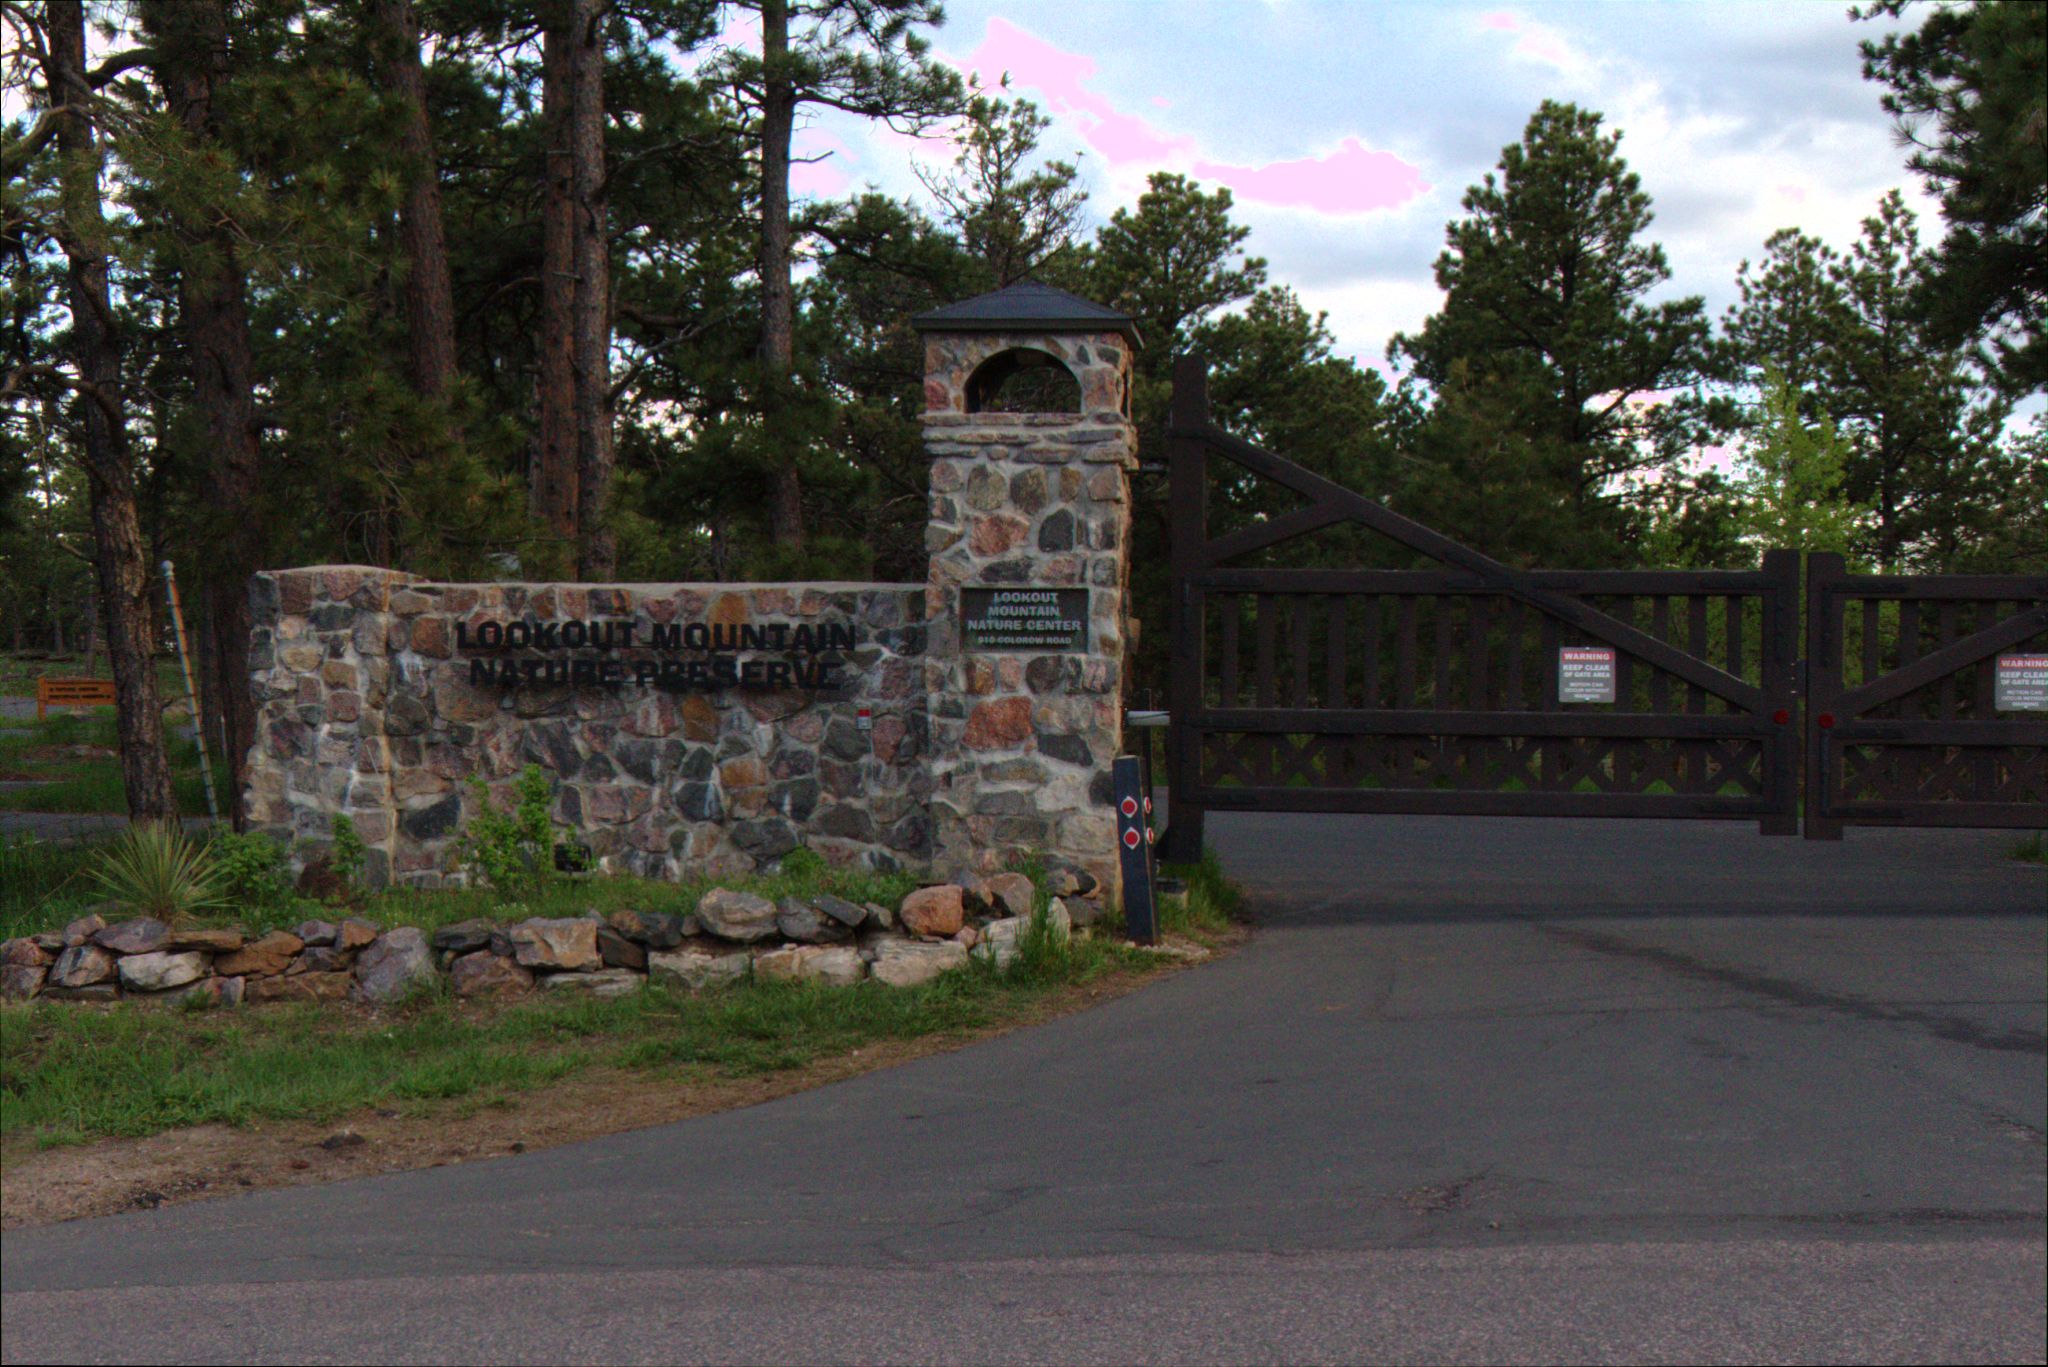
[1112,755,1158,945]
[1994,653,2048,712]
[1558,646,1618,704]
[960,588,1090,653]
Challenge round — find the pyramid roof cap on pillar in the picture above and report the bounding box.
[912,279,1141,348]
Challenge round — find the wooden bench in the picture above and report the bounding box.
[36,677,117,720]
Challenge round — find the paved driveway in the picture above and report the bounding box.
[4,816,2044,1363]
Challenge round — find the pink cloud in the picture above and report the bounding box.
[959,18,1426,216]
[1480,11,1522,30]
[1193,139,1428,216]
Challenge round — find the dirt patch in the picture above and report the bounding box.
[1,928,1244,1229]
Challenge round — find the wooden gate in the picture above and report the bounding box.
[1160,358,1802,859]
[1803,553,2048,836]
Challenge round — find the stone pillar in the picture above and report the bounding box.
[919,317,1138,896]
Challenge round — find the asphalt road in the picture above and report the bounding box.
[5,814,2044,1364]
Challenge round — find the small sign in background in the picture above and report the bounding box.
[1558,646,1618,704]
[1994,653,2048,712]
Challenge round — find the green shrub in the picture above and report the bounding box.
[209,830,292,913]
[456,765,562,897]
[89,822,226,923]
[330,814,367,887]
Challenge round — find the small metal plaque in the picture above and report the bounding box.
[1995,653,2048,712]
[1558,646,1617,704]
[961,588,1089,653]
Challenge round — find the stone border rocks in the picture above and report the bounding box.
[1,869,1098,1008]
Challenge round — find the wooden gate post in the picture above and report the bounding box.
[1804,551,1847,840]
[1160,354,1209,863]
[1760,548,1801,836]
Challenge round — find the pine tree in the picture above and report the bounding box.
[1391,101,1716,565]
[718,0,961,550]
[1730,370,1869,561]
[1857,0,2047,393]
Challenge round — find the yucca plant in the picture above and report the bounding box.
[89,822,227,924]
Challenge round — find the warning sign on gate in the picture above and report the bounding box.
[1558,646,1617,704]
[1995,653,2048,712]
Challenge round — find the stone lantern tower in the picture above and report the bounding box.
[914,281,1142,898]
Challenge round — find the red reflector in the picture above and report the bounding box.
[1772,708,1791,725]
[1123,828,1141,849]
[1818,713,1836,729]
[1120,797,1138,817]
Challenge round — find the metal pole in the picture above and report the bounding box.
[160,560,220,823]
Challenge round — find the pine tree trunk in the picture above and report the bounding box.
[47,5,177,822]
[535,8,579,574]
[760,0,804,549]
[569,0,614,580]
[373,0,458,402]
[147,0,262,827]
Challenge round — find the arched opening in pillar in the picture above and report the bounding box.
[964,346,1083,414]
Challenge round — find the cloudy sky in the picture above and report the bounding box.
[783,0,1936,378]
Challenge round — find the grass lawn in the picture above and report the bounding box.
[0,956,1132,1152]
[0,710,225,819]
[0,652,185,700]
[1,828,1248,1161]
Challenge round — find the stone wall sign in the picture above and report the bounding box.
[458,616,856,692]
[960,588,1090,653]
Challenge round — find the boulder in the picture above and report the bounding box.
[953,925,979,948]
[216,930,303,977]
[30,932,63,953]
[983,872,1035,920]
[776,899,852,945]
[647,947,751,992]
[352,927,436,1004]
[1,937,50,968]
[49,944,116,988]
[899,885,965,938]
[295,919,340,947]
[694,889,779,942]
[796,945,866,987]
[450,951,534,998]
[757,944,865,986]
[1043,859,1098,899]
[814,895,869,929]
[507,918,600,971]
[606,908,685,949]
[596,925,647,971]
[166,927,244,953]
[753,945,807,982]
[60,913,106,947]
[248,971,352,1003]
[44,983,119,1002]
[431,919,495,956]
[335,919,379,952]
[1046,898,1074,942]
[538,967,641,998]
[94,918,170,955]
[1,964,46,1000]
[978,917,1026,970]
[173,975,245,1009]
[117,951,209,993]
[289,946,354,975]
[862,901,895,931]
[871,938,969,988]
